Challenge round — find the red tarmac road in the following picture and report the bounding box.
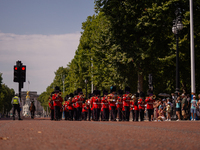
[0,118,200,150]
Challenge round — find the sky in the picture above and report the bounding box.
[0,0,96,94]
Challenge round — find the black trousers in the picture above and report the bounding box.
[50,109,54,120]
[140,109,144,121]
[77,107,82,120]
[64,111,69,120]
[124,106,130,121]
[94,108,100,121]
[122,111,126,121]
[131,110,135,121]
[54,106,60,120]
[134,110,139,121]
[13,104,20,119]
[103,108,109,121]
[147,109,154,121]
[69,110,74,120]
[111,106,116,121]
[31,111,35,119]
[83,112,88,120]
[74,108,77,120]
[88,109,91,121]
[118,108,122,121]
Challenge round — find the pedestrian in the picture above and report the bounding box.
[166,98,171,121]
[190,95,197,121]
[157,107,165,121]
[181,93,188,120]
[175,96,181,121]
[29,101,36,119]
[11,94,22,120]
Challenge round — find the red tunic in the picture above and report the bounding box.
[138,99,145,110]
[52,93,63,107]
[67,101,74,110]
[82,103,88,112]
[123,94,131,107]
[109,94,116,107]
[101,97,109,109]
[63,101,68,111]
[145,97,155,109]
[130,101,135,110]
[117,97,123,108]
[93,97,101,109]
[74,95,84,108]
[48,101,54,110]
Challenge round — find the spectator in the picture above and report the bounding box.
[197,94,200,120]
[166,98,171,121]
[190,95,197,121]
[175,96,181,121]
[181,93,188,120]
[157,107,165,121]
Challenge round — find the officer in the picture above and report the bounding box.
[52,86,63,121]
[11,94,22,120]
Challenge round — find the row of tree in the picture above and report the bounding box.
[38,0,200,109]
[0,73,15,116]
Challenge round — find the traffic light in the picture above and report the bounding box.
[21,65,26,82]
[14,65,19,82]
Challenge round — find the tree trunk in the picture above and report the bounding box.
[137,72,143,93]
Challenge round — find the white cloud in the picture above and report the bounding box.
[0,32,81,94]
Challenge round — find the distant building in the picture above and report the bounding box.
[20,91,45,117]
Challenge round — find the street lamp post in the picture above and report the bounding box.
[85,79,88,99]
[172,8,183,95]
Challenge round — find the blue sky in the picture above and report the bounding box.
[0,0,95,94]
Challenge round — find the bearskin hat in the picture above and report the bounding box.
[51,91,55,97]
[88,93,93,98]
[110,86,116,93]
[118,89,123,96]
[64,95,69,101]
[69,93,74,98]
[139,91,145,98]
[96,90,101,96]
[93,90,97,95]
[74,90,78,96]
[135,92,139,98]
[125,86,130,93]
[54,86,60,92]
[103,90,108,96]
[77,88,82,94]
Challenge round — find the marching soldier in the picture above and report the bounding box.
[52,86,63,121]
[101,90,109,121]
[134,93,139,121]
[67,93,74,121]
[138,92,145,121]
[73,90,78,120]
[49,92,55,120]
[11,94,22,120]
[63,95,69,120]
[92,90,101,121]
[145,93,155,121]
[123,87,131,121]
[86,93,93,121]
[109,86,117,121]
[82,102,88,121]
[117,89,123,121]
[74,88,84,121]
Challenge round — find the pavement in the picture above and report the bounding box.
[0,118,200,150]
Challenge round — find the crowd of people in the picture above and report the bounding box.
[48,86,200,122]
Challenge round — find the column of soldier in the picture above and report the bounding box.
[48,86,156,121]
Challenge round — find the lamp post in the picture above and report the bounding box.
[172,8,183,95]
[85,79,88,99]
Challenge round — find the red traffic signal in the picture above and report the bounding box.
[22,66,25,71]
[14,67,18,70]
